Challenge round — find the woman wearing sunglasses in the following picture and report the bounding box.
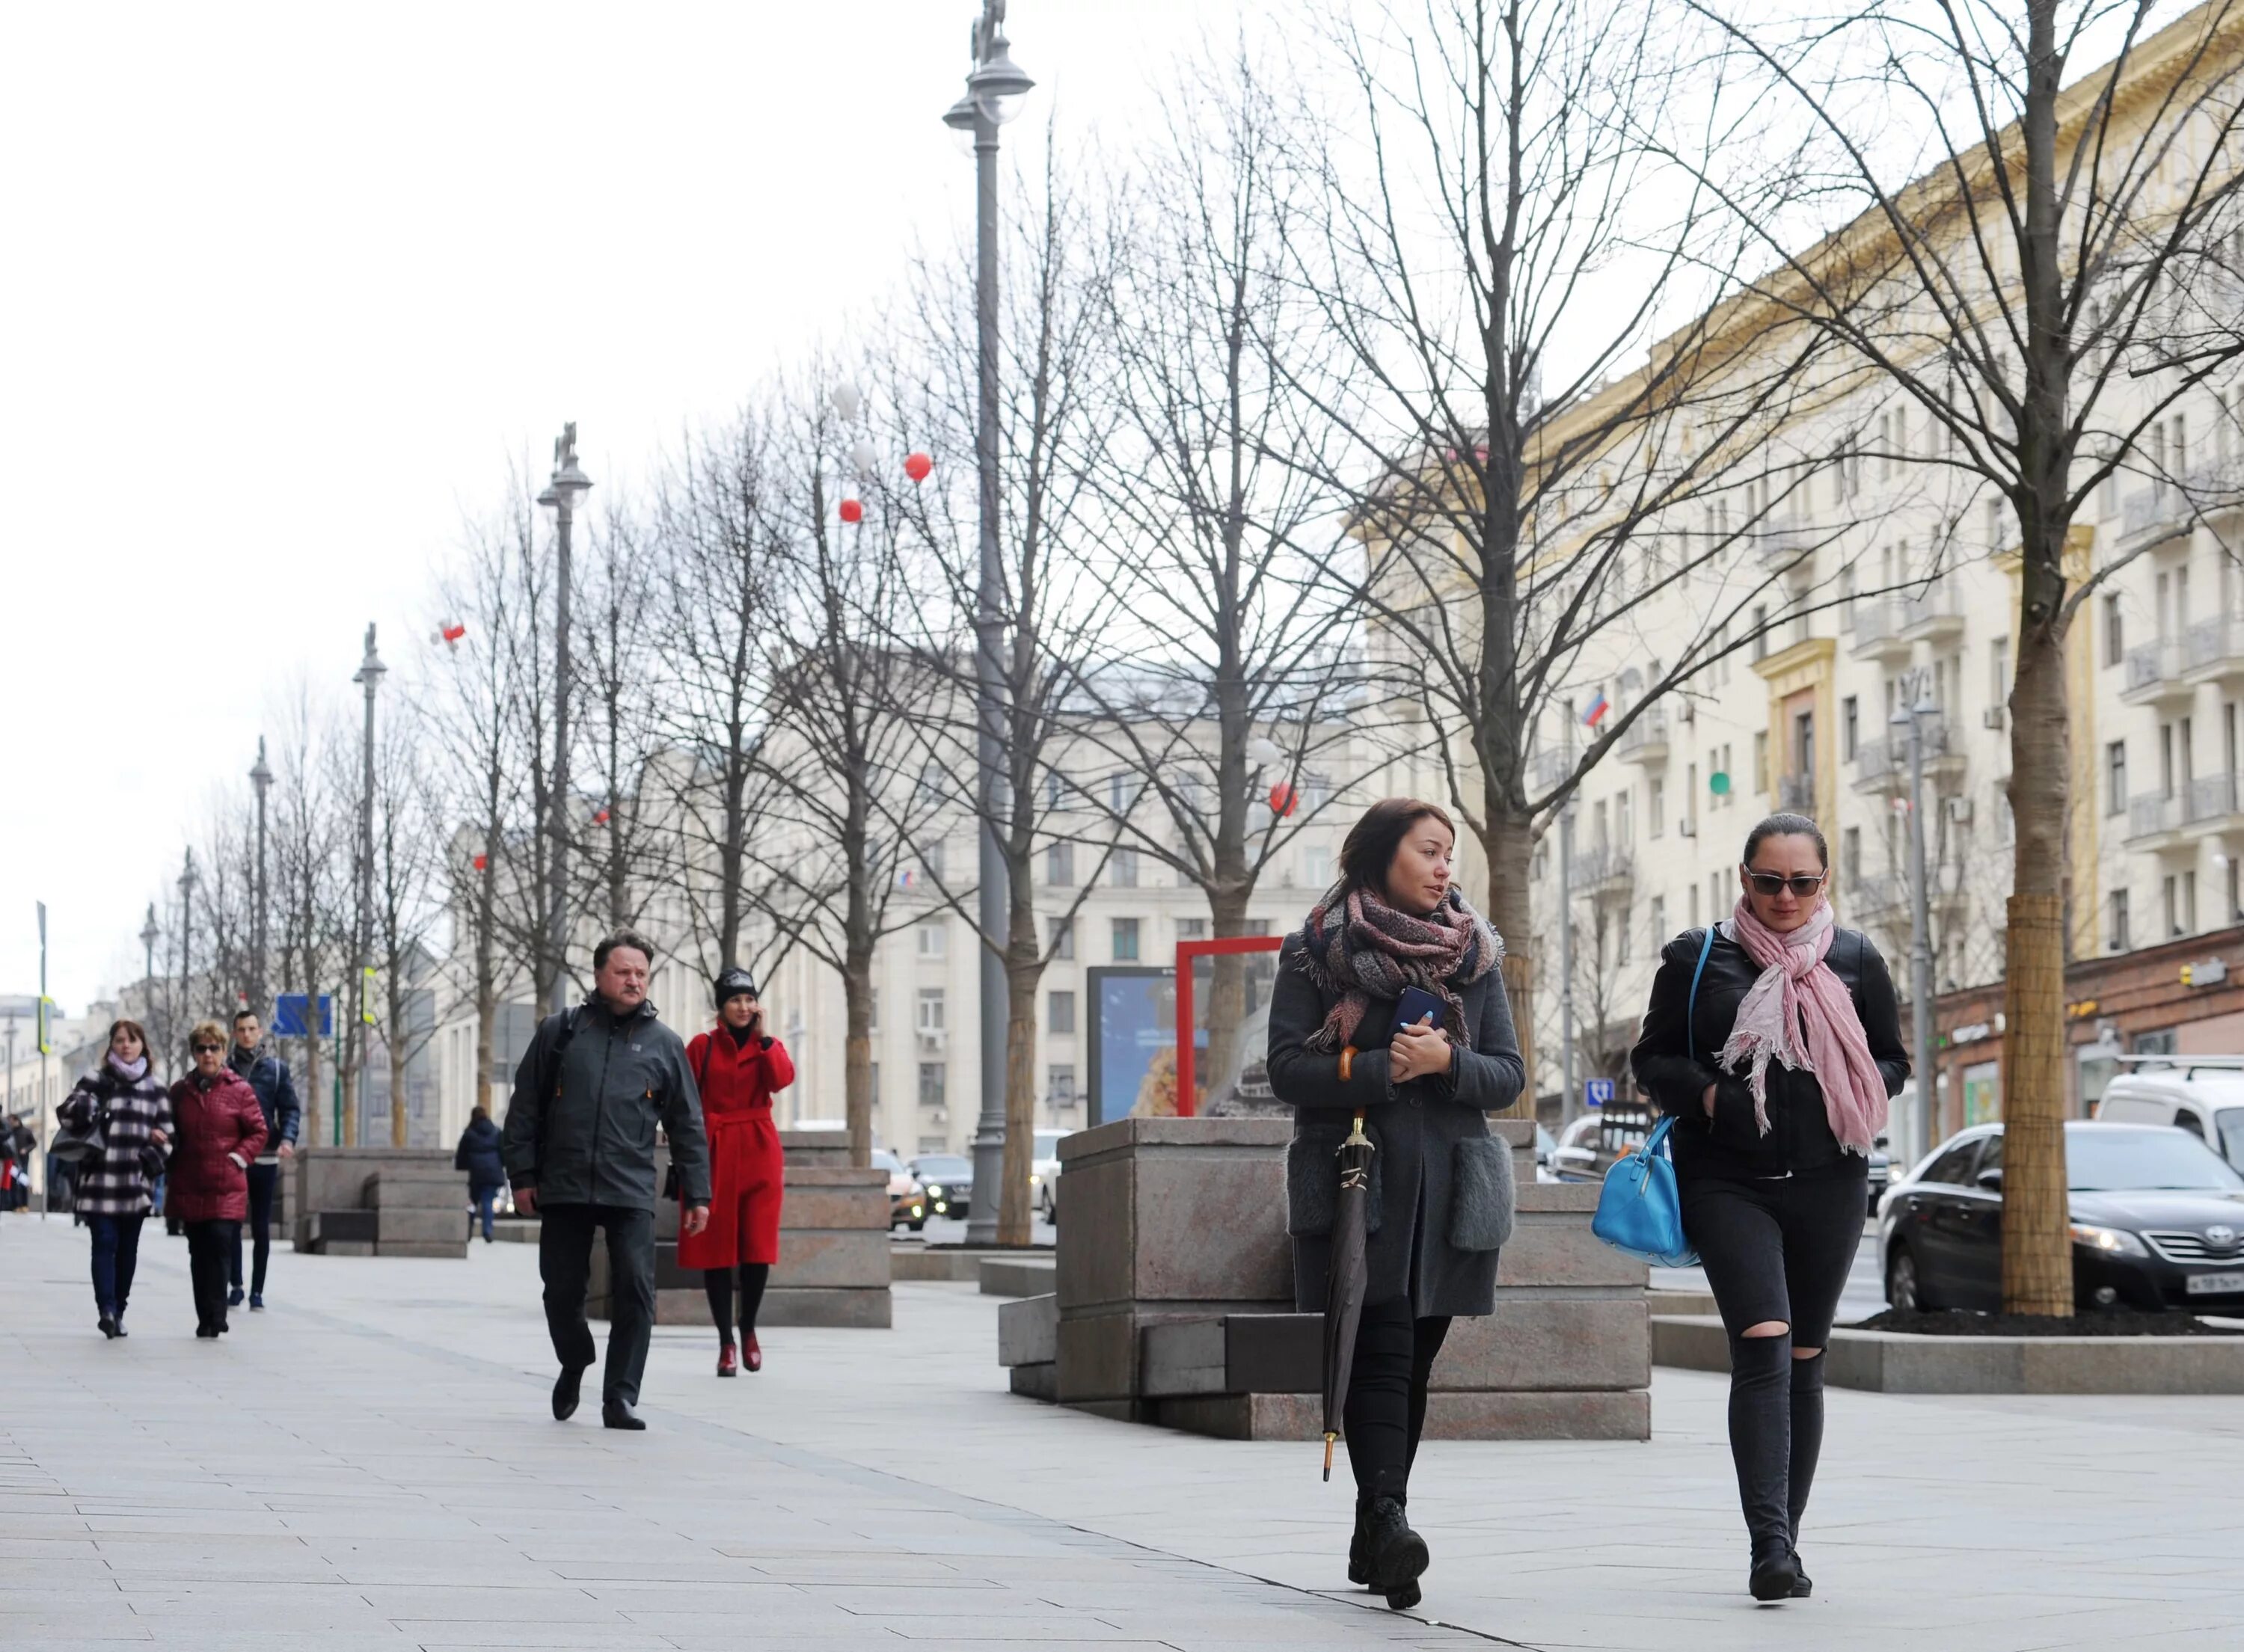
[1630,812,1907,1603]
[167,1021,269,1338]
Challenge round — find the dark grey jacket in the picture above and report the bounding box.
[500,996,711,1210]
[1266,931,1526,1318]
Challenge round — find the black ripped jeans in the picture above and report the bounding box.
[1343,1298,1452,1505]
[1682,1161,1865,1553]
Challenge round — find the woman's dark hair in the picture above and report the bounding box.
[105,1019,150,1059]
[1742,811,1829,868]
[1339,797,1457,892]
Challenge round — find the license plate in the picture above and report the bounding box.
[2185,1271,2244,1295]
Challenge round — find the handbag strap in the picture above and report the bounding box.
[1684,924,1717,1055]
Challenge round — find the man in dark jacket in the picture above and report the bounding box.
[503,931,711,1430]
[227,1010,301,1310]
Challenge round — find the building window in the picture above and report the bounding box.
[1047,917,1073,960]
[1688,885,1700,929]
[1048,1063,1077,1105]
[1649,895,1666,951]
[1046,841,1075,886]
[1752,606,1770,661]
[1754,731,1769,793]
[1048,990,1076,1035]
[1109,773,1131,814]
[917,921,947,959]
[868,989,879,1033]
[921,838,945,886]
[1046,769,1064,810]
[2103,594,2124,668]
[1303,846,1331,887]
[2230,856,2240,923]
[1112,847,1139,888]
[1843,826,1863,885]
[2165,874,2181,939]
[1112,918,1141,961]
[2106,741,2127,816]
[916,988,946,1034]
[1177,917,1207,942]
[2185,870,2200,935]
[1842,697,1858,761]
[918,1062,945,1110]
[1617,907,1632,966]
[2111,888,2131,951]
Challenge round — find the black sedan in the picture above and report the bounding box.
[1880,1121,2244,1314]
[910,1155,973,1220]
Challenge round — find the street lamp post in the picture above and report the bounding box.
[1558,799,1578,1126]
[1892,683,1940,1167]
[175,848,199,1031]
[945,2,1033,1244]
[250,737,273,1022]
[138,903,160,1051]
[352,624,387,1146]
[538,425,593,1017]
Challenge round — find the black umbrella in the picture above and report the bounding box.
[1321,1109,1376,1481]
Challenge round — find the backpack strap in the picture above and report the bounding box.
[1684,925,1717,1059]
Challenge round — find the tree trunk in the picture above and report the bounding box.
[1199,883,1254,1112]
[1478,806,1539,1121]
[388,996,409,1148]
[2001,541,2074,1315]
[997,939,1039,1247]
[844,953,874,1170]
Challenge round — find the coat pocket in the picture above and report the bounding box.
[1285,1126,1382,1238]
[1450,1131,1515,1252]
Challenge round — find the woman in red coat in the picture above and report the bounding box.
[168,1020,269,1338]
[681,970,794,1375]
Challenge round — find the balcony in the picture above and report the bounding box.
[1776,773,1815,813]
[1846,865,1965,925]
[1613,707,1669,766]
[2119,484,2192,554]
[1756,526,1815,574]
[2127,790,2189,850]
[2184,772,2244,836]
[1895,583,1964,643]
[1529,743,1579,793]
[1846,597,1913,661]
[2120,636,2192,705]
[2183,612,2244,684]
[1851,720,1964,793]
[1569,843,1634,904]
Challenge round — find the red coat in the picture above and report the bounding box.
[166,1071,268,1223]
[677,1028,794,1269]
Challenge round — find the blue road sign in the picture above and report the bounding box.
[1584,1078,1615,1110]
[272,994,334,1038]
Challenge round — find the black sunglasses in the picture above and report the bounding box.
[191,1043,223,1054]
[1743,868,1827,897]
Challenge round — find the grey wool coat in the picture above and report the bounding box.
[1266,930,1526,1318]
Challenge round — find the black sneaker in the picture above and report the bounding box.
[249,1295,264,1310]
[228,1287,245,1307]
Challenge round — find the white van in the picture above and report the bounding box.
[2094,1061,2244,1175]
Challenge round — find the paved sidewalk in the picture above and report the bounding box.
[3,1215,2240,1651]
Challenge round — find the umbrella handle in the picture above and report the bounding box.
[1343,1109,1370,1149]
[1322,1432,1336,1481]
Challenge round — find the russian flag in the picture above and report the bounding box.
[1582,690,1610,729]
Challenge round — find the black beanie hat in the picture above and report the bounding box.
[713,968,758,1005]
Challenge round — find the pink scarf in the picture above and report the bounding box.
[1717,897,1888,1155]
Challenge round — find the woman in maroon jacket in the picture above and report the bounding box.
[168,1021,268,1337]
[679,970,794,1375]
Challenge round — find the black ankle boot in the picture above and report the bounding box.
[1363,1496,1428,1610]
[1348,1502,1373,1586]
[1749,1537,1800,1603]
[1788,1547,1812,1598]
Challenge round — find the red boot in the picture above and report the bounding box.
[744,1333,762,1373]
[717,1342,738,1378]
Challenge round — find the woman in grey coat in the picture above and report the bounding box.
[1267,796,1524,1612]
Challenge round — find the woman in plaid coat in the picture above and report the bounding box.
[57,1019,173,1339]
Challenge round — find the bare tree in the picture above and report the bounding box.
[370,703,447,1146]
[901,147,1132,1243]
[1074,41,1379,1102]
[579,500,670,936]
[1681,0,2244,1311]
[1284,0,1861,1111]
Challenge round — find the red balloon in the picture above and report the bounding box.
[592,808,610,826]
[440,622,466,644]
[904,451,933,483]
[839,497,864,523]
[472,854,488,873]
[1269,782,1299,817]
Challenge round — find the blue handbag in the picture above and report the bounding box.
[1591,926,1711,1267]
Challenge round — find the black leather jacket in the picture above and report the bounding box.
[1630,922,1908,1180]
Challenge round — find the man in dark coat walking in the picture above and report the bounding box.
[226,1010,301,1310]
[503,931,711,1430]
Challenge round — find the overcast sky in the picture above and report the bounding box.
[0,1,1260,1016]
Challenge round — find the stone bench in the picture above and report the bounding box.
[289,1148,468,1259]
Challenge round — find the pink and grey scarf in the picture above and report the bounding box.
[1296,884,1500,1053]
[1719,897,1888,1155]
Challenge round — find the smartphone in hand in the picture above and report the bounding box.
[1388,986,1447,1041]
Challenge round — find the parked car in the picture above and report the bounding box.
[909,1154,972,1219]
[2095,1064,2244,1175]
[1031,1129,1067,1219]
[1865,1141,1892,1219]
[1548,1116,1600,1181]
[871,1148,926,1231]
[1879,1121,2244,1313]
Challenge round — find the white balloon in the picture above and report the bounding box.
[850,439,878,476]
[831,384,863,422]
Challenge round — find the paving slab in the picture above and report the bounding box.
[4,1215,2240,1650]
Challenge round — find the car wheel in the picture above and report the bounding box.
[1886,1241,1933,1312]
[908,1217,925,1232]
